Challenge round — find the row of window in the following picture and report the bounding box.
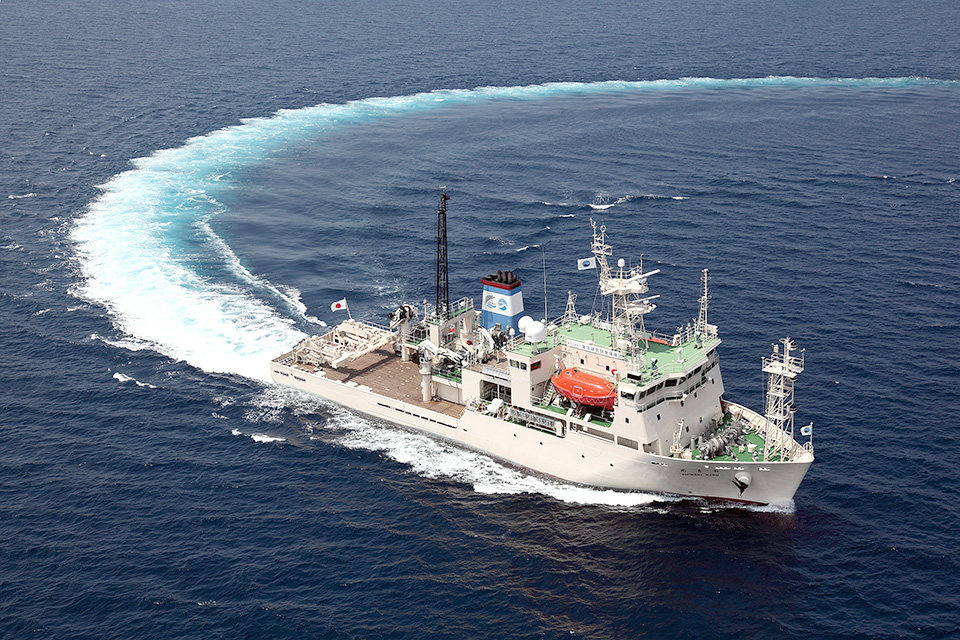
[621,357,718,403]
[637,371,714,413]
[508,359,542,371]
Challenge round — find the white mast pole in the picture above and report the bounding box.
[541,244,548,322]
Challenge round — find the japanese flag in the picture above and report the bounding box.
[330,298,347,312]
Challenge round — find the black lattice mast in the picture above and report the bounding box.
[435,188,450,319]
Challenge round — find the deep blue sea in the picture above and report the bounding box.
[3,1,959,638]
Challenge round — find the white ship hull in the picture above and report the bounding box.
[270,214,815,505]
[271,356,811,504]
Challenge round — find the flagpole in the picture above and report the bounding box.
[345,300,353,320]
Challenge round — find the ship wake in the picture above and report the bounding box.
[70,76,947,501]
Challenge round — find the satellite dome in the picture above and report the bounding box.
[517,315,534,333]
[524,320,546,343]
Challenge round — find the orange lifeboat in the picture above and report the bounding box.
[551,367,616,411]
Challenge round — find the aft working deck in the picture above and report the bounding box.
[275,348,464,419]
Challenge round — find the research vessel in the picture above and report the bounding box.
[270,191,815,504]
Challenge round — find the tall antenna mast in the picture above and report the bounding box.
[436,188,450,319]
[562,291,578,325]
[696,268,710,336]
[762,337,804,462]
[590,219,660,364]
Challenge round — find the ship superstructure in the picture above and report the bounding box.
[270,192,815,504]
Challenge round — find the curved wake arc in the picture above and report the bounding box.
[71,75,951,381]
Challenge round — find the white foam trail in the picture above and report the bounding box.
[699,500,796,515]
[243,384,331,424]
[195,218,323,326]
[74,195,306,380]
[7,193,36,199]
[113,372,158,388]
[746,500,796,514]
[275,283,326,326]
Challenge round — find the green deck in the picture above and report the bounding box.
[507,320,719,383]
[692,429,789,462]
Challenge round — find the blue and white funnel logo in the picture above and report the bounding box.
[483,293,510,312]
[577,256,597,271]
[482,289,522,317]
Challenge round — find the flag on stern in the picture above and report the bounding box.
[330,298,348,312]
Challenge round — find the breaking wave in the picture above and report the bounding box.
[113,372,158,389]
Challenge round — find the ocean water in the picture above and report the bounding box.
[2,1,959,638]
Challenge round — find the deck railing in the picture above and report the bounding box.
[481,364,510,381]
[726,402,813,462]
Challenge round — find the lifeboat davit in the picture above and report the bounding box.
[551,367,616,411]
